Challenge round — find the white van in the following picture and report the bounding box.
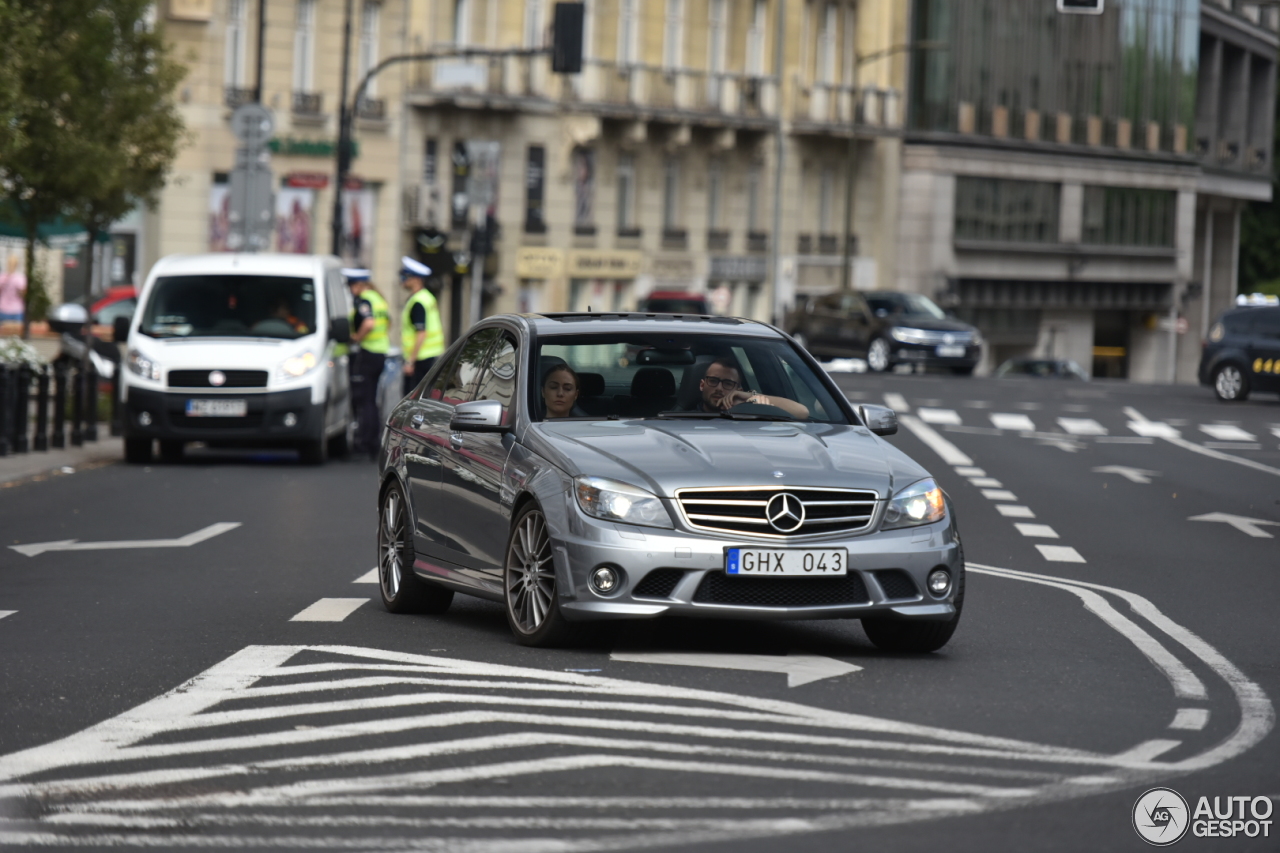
[118,253,353,464]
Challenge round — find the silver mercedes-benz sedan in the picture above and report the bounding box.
[376,313,964,651]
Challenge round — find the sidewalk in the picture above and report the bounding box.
[0,426,122,486]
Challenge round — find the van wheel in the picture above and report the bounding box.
[299,435,328,465]
[124,438,152,464]
[1212,364,1249,401]
[158,440,184,464]
[328,419,354,459]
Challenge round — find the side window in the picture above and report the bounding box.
[473,336,519,418]
[429,329,498,405]
[325,269,349,322]
[816,294,842,312]
[1255,311,1280,340]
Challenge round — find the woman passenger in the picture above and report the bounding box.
[542,364,582,419]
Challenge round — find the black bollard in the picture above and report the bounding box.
[70,361,84,447]
[84,359,99,443]
[0,366,10,458]
[34,366,49,452]
[14,365,30,453]
[51,364,67,449]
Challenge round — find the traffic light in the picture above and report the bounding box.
[552,3,584,74]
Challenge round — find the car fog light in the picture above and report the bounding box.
[138,411,152,426]
[927,569,951,596]
[283,412,298,427]
[590,566,619,594]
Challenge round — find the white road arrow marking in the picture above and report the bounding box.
[1093,465,1159,484]
[1199,424,1256,442]
[610,651,862,687]
[1188,512,1279,539]
[9,522,242,557]
[0,611,15,621]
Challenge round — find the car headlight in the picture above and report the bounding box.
[126,348,162,381]
[574,476,673,529]
[1208,322,1224,342]
[277,350,319,380]
[882,478,946,530]
[971,330,984,346]
[889,327,930,344]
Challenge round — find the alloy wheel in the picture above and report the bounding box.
[379,490,405,600]
[506,510,556,634]
[868,338,890,372]
[1214,365,1243,401]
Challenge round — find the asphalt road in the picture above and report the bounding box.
[0,373,1276,852]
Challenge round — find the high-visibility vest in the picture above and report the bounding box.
[357,289,391,354]
[402,288,445,362]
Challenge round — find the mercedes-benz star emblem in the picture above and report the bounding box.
[765,492,805,534]
[208,370,226,387]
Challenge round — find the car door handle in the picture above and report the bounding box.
[449,432,464,449]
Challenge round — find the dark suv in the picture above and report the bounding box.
[1198,304,1280,401]
[787,291,982,374]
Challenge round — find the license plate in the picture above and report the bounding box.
[725,548,847,576]
[936,345,966,358]
[185,398,247,417]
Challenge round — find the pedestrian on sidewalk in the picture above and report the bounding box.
[0,254,27,323]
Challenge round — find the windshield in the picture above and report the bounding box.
[139,275,317,339]
[865,292,947,320]
[534,333,850,424]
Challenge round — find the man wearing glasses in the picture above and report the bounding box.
[691,357,809,419]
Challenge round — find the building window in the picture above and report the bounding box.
[293,0,316,94]
[707,158,723,230]
[359,2,381,96]
[843,3,856,85]
[663,0,684,70]
[1082,187,1176,248]
[746,164,763,232]
[573,147,596,231]
[619,0,639,67]
[817,2,837,86]
[524,0,544,47]
[454,0,470,46]
[617,153,636,232]
[818,165,834,232]
[708,0,727,76]
[225,0,247,88]
[747,0,767,77]
[954,177,1061,243]
[663,156,681,229]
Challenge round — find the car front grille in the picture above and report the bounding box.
[675,486,879,539]
[693,571,870,607]
[170,413,265,430]
[632,569,685,599]
[168,369,268,388]
[873,569,919,600]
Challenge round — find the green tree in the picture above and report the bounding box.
[1239,82,1280,299]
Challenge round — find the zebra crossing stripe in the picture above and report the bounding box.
[990,413,1035,432]
[1057,418,1107,436]
[290,599,369,622]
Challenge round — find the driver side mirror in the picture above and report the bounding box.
[451,399,507,433]
[329,316,352,344]
[859,404,898,436]
[113,315,131,343]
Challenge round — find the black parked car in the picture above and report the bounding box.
[1198,303,1280,401]
[787,291,982,375]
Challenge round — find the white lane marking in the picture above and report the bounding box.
[1187,512,1278,539]
[353,569,378,584]
[9,522,242,558]
[968,477,1002,488]
[1111,740,1181,763]
[990,413,1035,432]
[1271,426,1280,441]
[917,408,961,425]
[995,505,1035,518]
[1014,524,1059,539]
[1169,709,1209,731]
[1035,545,1085,563]
[981,489,1018,501]
[1093,465,1158,484]
[0,611,14,621]
[1199,424,1256,442]
[1058,418,1107,436]
[609,652,862,688]
[954,467,985,477]
[1096,436,1154,444]
[883,392,910,413]
[1128,406,1280,478]
[945,425,1003,435]
[1128,421,1181,439]
[1203,442,1261,450]
[290,599,369,622]
[897,416,973,467]
[968,565,1207,703]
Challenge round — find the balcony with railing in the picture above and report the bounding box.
[224,86,255,109]
[356,96,387,121]
[292,91,323,118]
[791,79,903,135]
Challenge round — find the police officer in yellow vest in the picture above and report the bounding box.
[399,256,445,395]
[343,268,391,459]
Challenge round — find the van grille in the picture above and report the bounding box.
[675,486,879,539]
[169,370,268,389]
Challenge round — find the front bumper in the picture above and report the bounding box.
[554,509,962,623]
[890,341,980,370]
[123,386,323,444]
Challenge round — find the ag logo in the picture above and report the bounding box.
[1133,787,1190,845]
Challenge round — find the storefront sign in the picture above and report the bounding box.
[710,255,768,282]
[567,249,641,279]
[284,172,329,189]
[650,255,697,280]
[516,247,563,279]
[268,137,358,158]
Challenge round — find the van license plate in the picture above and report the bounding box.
[936,345,966,358]
[725,548,847,576]
[186,399,247,417]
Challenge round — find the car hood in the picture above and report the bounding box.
[527,419,931,499]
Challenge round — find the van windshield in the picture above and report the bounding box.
[138,275,317,339]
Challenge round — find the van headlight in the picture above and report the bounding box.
[277,350,319,380]
[882,478,946,529]
[126,348,162,381]
[574,476,673,529]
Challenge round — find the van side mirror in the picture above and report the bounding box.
[113,315,131,343]
[450,399,507,433]
[330,316,351,344]
[859,404,898,436]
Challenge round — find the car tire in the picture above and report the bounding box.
[378,482,453,615]
[867,338,891,373]
[1212,363,1249,402]
[328,419,354,460]
[124,437,152,464]
[158,440,184,464]
[504,503,578,647]
[950,365,976,376]
[863,556,965,654]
